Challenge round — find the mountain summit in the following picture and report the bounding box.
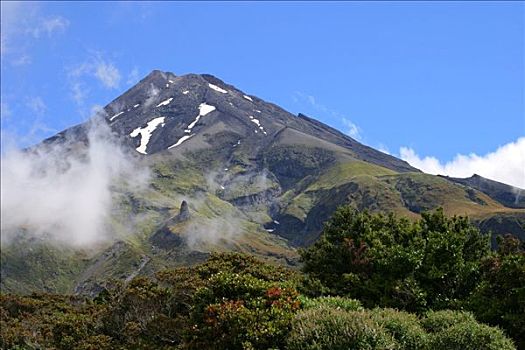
[2,70,524,295]
[101,70,415,172]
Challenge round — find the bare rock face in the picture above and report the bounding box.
[177,200,190,221]
[149,200,190,250]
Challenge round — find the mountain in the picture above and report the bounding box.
[2,70,524,295]
[441,174,525,209]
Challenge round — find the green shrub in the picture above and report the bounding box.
[188,271,301,350]
[300,208,490,312]
[421,310,516,350]
[467,238,525,348]
[421,310,476,333]
[286,307,396,350]
[370,308,428,350]
[299,295,363,311]
[194,252,298,284]
[0,293,112,350]
[429,321,516,350]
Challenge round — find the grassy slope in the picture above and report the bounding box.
[2,147,521,295]
[278,159,524,245]
[1,154,298,295]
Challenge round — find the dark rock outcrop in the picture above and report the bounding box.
[149,201,190,249]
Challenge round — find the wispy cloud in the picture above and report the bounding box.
[399,137,525,188]
[26,96,47,116]
[1,102,12,120]
[342,117,361,140]
[70,82,88,107]
[0,2,69,61]
[67,54,122,113]
[376,143,391,155]
[90,104,105,118]
[293,91,362,140]
[29,15,70,38]
[95,61,121,89]
[1,119,150,246]
[68,56,122,91]
[127,67,140,85]
[11,54,32,66]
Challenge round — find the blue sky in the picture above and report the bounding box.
[1,1,524,187]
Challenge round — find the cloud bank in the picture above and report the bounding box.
[1,116,150,246]
[400,137,525,189]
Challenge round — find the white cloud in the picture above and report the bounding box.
[11,54,32,66]
[377,143,391,155]
[0,2,27,56]
[36,16,70,37]
[68,57,121,92]
[70,82,88,106]
[27,15,70,39]
[1,119,150,246]
[342,117,361,140]
[1,102,12,120]
[95,62,121,89]
[293,91,363,141]
[91,104,104,116]
[66,56,121,112]
[399,137,525,188]
[127,67,140,85]
[0,2,69,60]
[26,96,47,116]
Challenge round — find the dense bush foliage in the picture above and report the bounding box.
[370,308,428,350]
[421,310,477,333]
[187,271,301,349]
[424,310,515,350]
[286,306,514,350]
[286,307,396,350]
[467,235,525,348]
[300,207,524,347]
[1,216,521,349]
[0,293,111,350]
[0,253,301,350]
[299,295,363,311]
[300,207,490,312]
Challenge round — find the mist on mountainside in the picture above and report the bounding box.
[0,116,150,246]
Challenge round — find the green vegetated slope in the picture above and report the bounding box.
[0,152,298,295]
[273,152,524,245]
[2,141,523,295]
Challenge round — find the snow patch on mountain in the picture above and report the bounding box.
[184,103,217,133]
[208,83,227,94]
[168,134,194,149]
[248,116,267,135]
[110,111,124,122]
[249,116,261,127]
[156,97,173,107]
[130,117,166,154]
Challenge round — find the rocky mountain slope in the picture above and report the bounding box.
[2,70,524,295]
[441,174,525,209]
